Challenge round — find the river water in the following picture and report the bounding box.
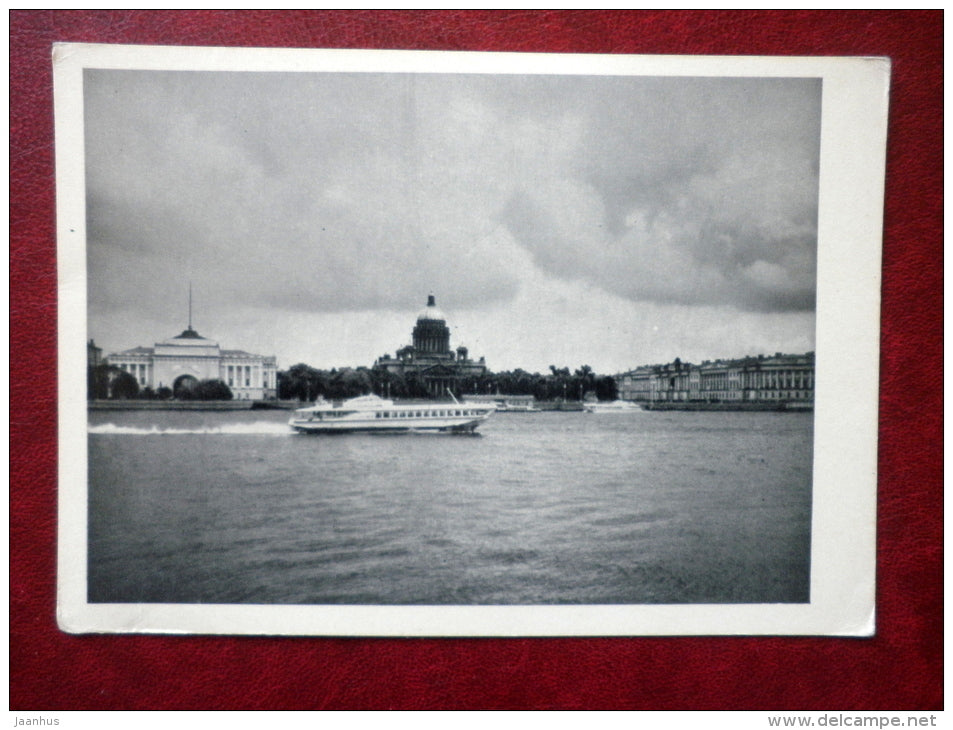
[87,408,813,605]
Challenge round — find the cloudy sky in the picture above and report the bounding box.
[85,67,820,374]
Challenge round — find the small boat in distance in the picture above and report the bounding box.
[289,394,496,434]
[463,394,540,412]
[495,401,541,412]
[583,400,642,413]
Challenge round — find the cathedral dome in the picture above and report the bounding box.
[416,294,446,322]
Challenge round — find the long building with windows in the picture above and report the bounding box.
[617,352,815,406]
[373,294,487,396]
[105,325,278,400]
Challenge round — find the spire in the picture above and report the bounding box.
[177,282,201,338]
[427,294,436,307]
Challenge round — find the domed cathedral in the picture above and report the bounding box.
[374,294,488,397]
[412,295,452,356]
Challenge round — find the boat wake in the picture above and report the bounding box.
[89,422,292,436]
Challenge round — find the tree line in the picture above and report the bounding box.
[88,362,618,402]
[277,363,617,402]
[88,364,233,401]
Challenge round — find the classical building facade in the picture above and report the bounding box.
[374,295,487,396]
[105,325,278,400]
[617,352,815,405]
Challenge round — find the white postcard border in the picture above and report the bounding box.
[54,44,888,636]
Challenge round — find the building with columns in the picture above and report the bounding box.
[617,352,815,406]
[374,294,487,396]
[105,325,278,400]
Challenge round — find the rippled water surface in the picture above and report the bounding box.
[88,408,813,604]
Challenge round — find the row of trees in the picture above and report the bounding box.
[88,364,233,401]
[88,363,618,403]
[277,363,617,402]
[454,365,618,402]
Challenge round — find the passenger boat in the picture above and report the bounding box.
[288,394,496,434]
[582,400,642,413]
[495,401,541,413]
[463,394,540,412]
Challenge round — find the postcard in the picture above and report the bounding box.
[54,44,888,636]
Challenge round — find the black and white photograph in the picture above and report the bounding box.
[55,45,887,636]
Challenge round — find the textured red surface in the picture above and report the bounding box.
[10,10,941,710]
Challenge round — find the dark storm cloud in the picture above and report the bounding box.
[84,69,525,325]
[497,76,821,313]
[85,69,820,333]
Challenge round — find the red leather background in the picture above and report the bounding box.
[10,11,942,710]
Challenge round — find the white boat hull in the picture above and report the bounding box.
[583,401,641,413]
[289,395,494,434]
[289,415,489,434]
